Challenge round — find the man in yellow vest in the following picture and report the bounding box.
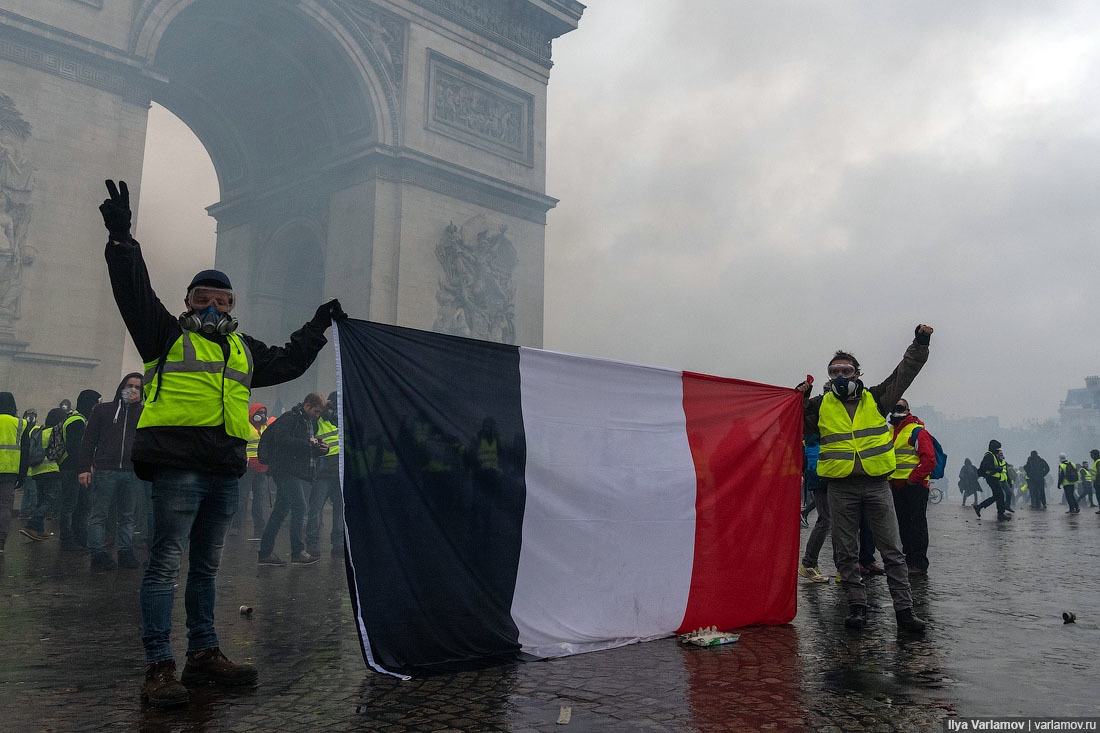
[306,391,343,557]
[974,440,1011,520]
[0,391,28,555]
[796,324,933,633]
[1091,449,1100,515]
[1056,453,1080,514]
[886,399,936,576]
[99,179,345,706]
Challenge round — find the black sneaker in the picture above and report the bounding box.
[142,659,189,707]
[996,513,1012,521]
[258,554,286,566]
[181,647,258,687]
[973,506,981,519]
[896,607,927,632]
[291,552,320,566]
[844,604,867,629]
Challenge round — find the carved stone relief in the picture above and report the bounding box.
[434,214,517,344]
[427,52,533,165]
[0,94,35,334]
[329,0,406,88]
[410,0,553,65]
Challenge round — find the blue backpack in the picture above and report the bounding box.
[910,426,947,480]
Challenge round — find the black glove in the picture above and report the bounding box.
[311,298,347,329]
[914,324,932,345]
[99,180,132,242]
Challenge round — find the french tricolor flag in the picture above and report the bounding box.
[334,320,802,678]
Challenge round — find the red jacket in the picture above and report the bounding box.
[891,414,936,488]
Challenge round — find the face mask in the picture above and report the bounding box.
[181,302,238,335]
[121,387,140,402]
[830,376,859,399]
[889,413,906,425]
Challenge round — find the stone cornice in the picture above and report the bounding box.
[12,351,102,369]
[0,10,160,105]
[407,0,583,69]
[209,143,558,226]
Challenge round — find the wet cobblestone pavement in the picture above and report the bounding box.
[3,497,1099,731]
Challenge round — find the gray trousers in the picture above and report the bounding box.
[801,485,831,568]
[827,474,912,610]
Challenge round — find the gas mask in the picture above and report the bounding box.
[180,286,239,335]
[829,376,860,399]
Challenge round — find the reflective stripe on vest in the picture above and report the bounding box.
[28,426,60,476]
[0,415,25,474]
[816,391,896,479]
[316,417,340,457]
[1059,461,1075,487]
[138,332,253,440]
[889,422,921,480]
[986,451,1007,482]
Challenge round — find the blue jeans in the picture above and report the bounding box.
[87,469,144,555]
[25,473,61,533]
[19,477,36,516]
[140,467,238,664]
[306,474,343,551]
[259,473,307,558]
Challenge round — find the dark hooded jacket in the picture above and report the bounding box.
[958,458,980,493]
[78,373,144,474]
[105,239,328,479]
[977,439,1002,483]
[59,389,101,472]
[1024,452,1050,481]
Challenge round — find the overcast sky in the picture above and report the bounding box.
[138,1,1100,427]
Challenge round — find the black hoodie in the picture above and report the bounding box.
[78,373,143,474]
[59,389,102,472]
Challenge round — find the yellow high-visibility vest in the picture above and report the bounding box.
[246,422,264,460]
[889,422,921,480]
[28,426,59,476]
[0,414,26,474]
[817,391,896,479]
[985,451,1007,482]
[316,417,340,457]
[138,332,253,440]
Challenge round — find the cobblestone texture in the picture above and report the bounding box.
[2,498,1099,731]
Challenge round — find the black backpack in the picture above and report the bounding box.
[257,417,279,467]
[45,412,79,463]
[1065,462,1079,483]
[25,425,45,467]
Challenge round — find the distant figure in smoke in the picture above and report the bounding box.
[1023,450,1049,509]
[974,440,1011,521]
[958,458,982,506]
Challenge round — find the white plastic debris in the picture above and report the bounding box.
[677,625,740,647]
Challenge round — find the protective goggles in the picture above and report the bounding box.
[187,286,235,312]
[827,363,858,379]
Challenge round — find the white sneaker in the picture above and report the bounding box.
[798,564,829,583]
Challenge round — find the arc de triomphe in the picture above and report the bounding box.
[0,0,582,409]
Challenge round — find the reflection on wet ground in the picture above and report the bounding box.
[3,500,1099,730]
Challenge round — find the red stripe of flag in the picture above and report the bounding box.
[678,372,803,632]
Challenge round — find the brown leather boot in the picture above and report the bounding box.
[181,647,258,687]
[141,660,189,707]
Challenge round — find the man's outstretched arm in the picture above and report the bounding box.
[99,180,177,362]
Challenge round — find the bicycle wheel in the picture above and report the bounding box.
[928,488,943,504]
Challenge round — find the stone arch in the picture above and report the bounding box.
[130,0,400,197]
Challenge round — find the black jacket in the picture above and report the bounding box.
[262,405,324,481]
[1024,454,1050,480]
[59,389,101,472]
[105,239,327,479]
[77,373,143,474]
